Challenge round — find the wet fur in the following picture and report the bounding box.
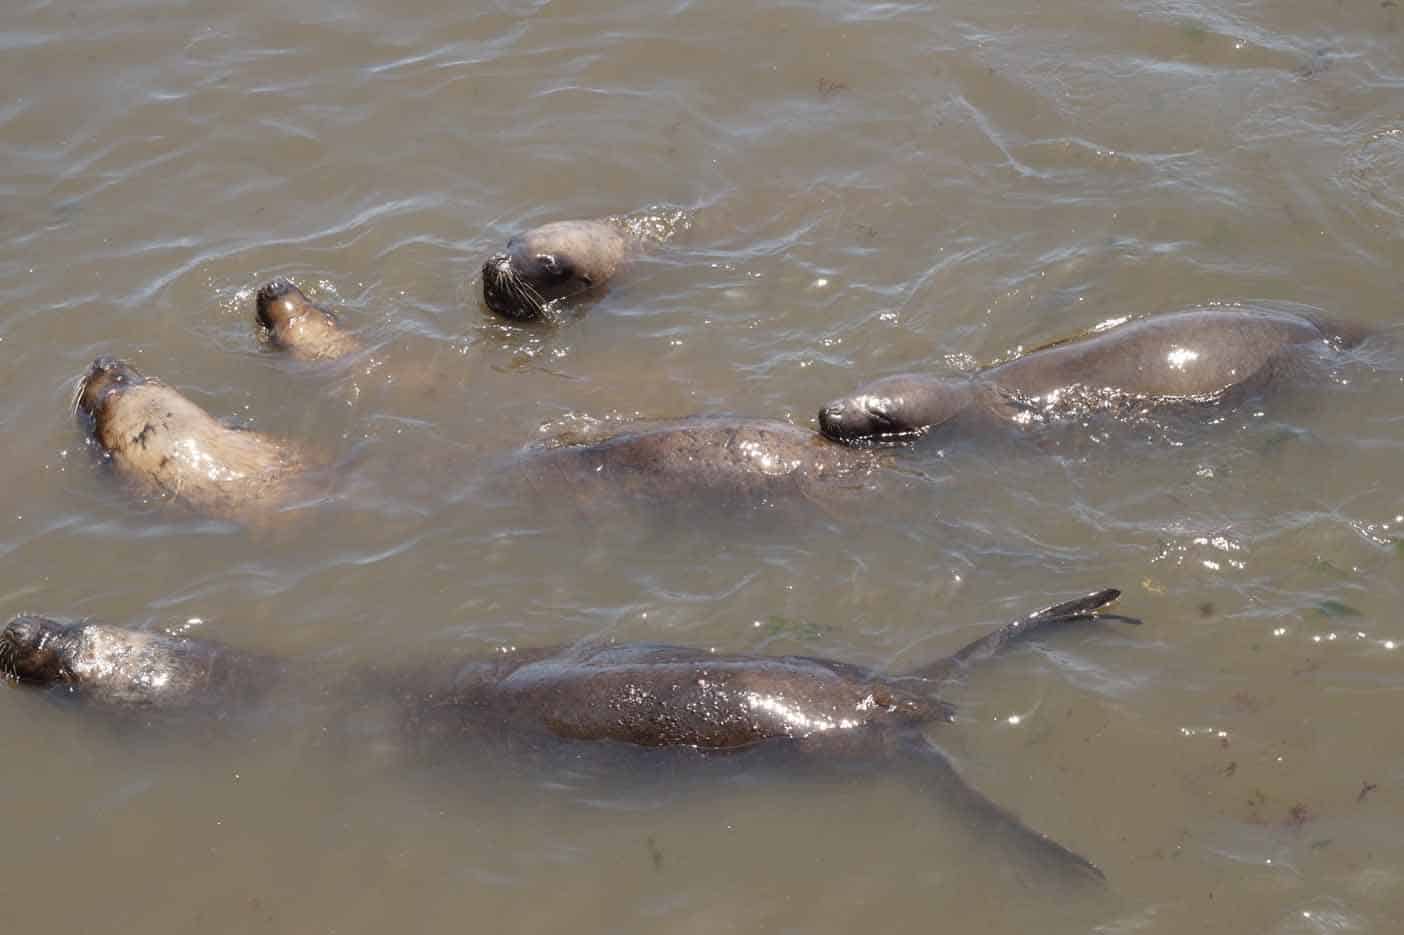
[512,417,882,518]
[482,218,638,321]
[77,361,320,526]
[2,590,1135,881]
[820,307,1368,444]
[256,279,362,362]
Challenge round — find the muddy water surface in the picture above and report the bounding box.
[3,0,1404,931]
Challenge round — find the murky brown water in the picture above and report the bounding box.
[3,0,1404,930]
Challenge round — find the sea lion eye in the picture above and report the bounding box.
[536,254,578,282]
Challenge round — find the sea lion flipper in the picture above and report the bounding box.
[886,731,1105,885]
[903,588,1138,685]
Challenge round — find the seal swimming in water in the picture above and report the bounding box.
[481,210,689,322]
[256,279,362,362]
[73,355,875,525]
[508,417,882,521]
[818,307,1368,445]
[73,357,325,526]
[1,588,1138,882]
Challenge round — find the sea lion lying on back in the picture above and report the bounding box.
[74,357,324,526]
[2,589,1138,882]
[482,210,689,321]
[819,308,1368,445]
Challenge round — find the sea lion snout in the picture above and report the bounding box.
[819,375,974,444]
[75,357,146,420]
[482,253,547,321]
[256,279,311,331]
[0,616,74,684]
[818,395,894,444]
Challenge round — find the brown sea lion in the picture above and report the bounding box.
[71,357,872,525]
[255,279,362,362]
[253,279,447,404]
[819,307,1368,445]
[73,357,324,526]
[0,614,266,708]
[2,588,1138,882]
[72,356,868,526]
[509,417,882,520]
[481,211,688,322]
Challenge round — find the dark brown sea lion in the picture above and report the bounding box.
[2,588,1138,882]
[73,357,324,526]
[819,308,1368,445]
[256,279,362,362]
[482,211,688,322]
[510,417,882,519]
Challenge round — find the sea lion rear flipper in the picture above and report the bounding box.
[885,731,1105,886]
[904,588,1139,684]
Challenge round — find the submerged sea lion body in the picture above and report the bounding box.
[74,357,322,526]
[482,211,688,321]
[510,417,882,518]
[819,308,1366,444]
[2,589,1136,881]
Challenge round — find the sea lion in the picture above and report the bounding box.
[819,308,1367,445]
[72,357,870,525]
[510,417,882,519]
[256,279,362,362]
[0,614,266,708]
[482,211,688,321]
[2,588,1138,882]
[73,357,323,526]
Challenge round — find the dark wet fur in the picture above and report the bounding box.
[482,255,550,321]
[820,308,1371,445]
[2,590,1134,883]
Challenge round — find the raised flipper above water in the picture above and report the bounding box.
[902,588,1140,688]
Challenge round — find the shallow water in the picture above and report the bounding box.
[3,0,1404,930]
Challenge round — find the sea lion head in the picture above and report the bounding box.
[818,374,976,445]
[256,279,336,338]
[0,616,80,686]
[255,279,356,361]
[482,220,628,321]
[74,357,149,426]
[255,279,316,333]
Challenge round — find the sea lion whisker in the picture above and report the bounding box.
[505,272,546,317]
[70,373,90,417]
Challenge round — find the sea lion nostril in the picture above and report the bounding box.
[256,279,295,303]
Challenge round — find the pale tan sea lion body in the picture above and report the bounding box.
[75,357,322,526]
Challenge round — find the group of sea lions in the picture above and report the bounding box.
[6,210,1375,886]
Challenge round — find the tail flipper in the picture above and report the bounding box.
[886,731,1106,886]
[903,588,1138,685]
